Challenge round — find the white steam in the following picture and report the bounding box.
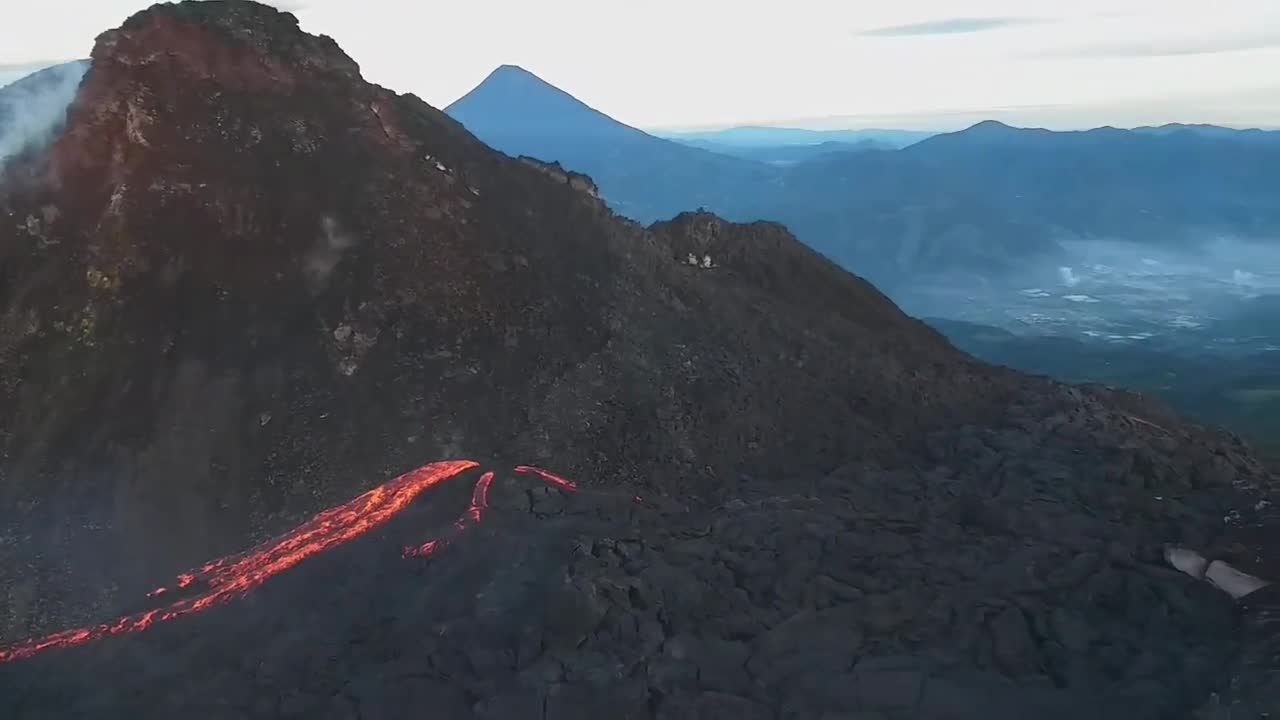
[0,60,89,170]
[303,215,356,291]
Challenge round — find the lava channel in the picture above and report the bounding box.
[0,459,522,663]
[0,461,611,664]
[402,465,602,557]
[402,470,497,558]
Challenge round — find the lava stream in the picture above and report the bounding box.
[403,471,496,558]
[513,465,578,491]
[0,460,486,663]
[0,461,604,664]
[515,465,646,506]
[402,466,610,557]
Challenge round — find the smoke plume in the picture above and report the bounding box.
[303,215,356,291]
[0,60,89,170]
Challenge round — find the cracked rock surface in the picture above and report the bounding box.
[1,464,1265,718]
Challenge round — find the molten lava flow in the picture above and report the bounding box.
[403,471,496,558]
[513,465,578,491]
[0,460,630,665]
[402,468,583,557]
[0,460,478,664]
[514,465,646,506]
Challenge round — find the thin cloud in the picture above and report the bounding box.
[1034,28,1280,58]
[856,17,1044,38]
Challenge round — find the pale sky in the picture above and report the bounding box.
[2,0,1279,130]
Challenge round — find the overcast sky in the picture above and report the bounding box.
[2,0,1278,130]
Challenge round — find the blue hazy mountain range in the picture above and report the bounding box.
[447,65,1280,290]
[651,126,934,148]
[759,120,1280,284]
[1132,123,1280,142]
[652,126,935,164]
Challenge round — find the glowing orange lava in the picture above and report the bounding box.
[514,465,646,507]
[403,470,496,558]
[0,461,617,665]
[513,465,578,491]
[401,467,588,557]
[0,460,478,664]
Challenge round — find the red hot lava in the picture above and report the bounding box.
[403,470,496,558]
[0,460,587,664]
[513,465,577,491]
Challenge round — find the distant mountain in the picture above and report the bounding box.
[748,120,1280,286]
[655,126,934,149]
[895,120,1280,242]
[450,76,1280,289]
[655,126,934,166]
[668,138,887,166]
[445,65,771,223]
[1132,123,1280,143]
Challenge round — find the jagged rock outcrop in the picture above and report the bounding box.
[0,2,1275,717]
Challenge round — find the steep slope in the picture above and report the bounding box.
[0,2,1277,717]
[445,65,772,222]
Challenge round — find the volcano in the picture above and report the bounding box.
[445,64,771,223]
[0,2,1277,717]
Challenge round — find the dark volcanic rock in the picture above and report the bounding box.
[0,1,1276,717]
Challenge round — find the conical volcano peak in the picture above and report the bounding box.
[486,64,545,83]
[447,61,609,129]
[472,64,570,94]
